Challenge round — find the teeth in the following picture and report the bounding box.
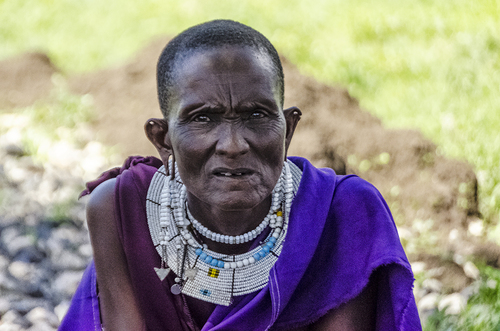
[218,172,245,176]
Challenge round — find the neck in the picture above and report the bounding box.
[186,192,272,254]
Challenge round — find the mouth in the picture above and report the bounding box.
[212,168,254,178]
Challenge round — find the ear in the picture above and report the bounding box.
[283,107,302,158]
[145,118,172,172]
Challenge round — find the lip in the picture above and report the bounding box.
[211,167,255,178]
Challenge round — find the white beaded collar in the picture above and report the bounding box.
[146,160,302,306]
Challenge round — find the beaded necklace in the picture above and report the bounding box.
[146,160,302,306]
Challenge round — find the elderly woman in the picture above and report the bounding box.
[61,20,421,330]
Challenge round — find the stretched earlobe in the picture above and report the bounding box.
[170,152,176,180]
[283,107,302,158]
[145,118,172,174]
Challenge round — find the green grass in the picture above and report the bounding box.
[1,0,500,328]
[424,264,500,331]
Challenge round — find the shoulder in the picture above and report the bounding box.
[86,178,117,228]
[327,175,400,248]
[331,175,391,221]
[333,175,384,204]
[289,156,383,206]
[117,157,163,199]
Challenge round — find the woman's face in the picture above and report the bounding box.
[166,46,286,212]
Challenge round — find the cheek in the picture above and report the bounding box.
[170,131,212,182]
[253,126,287,161]
[171,127,212,158]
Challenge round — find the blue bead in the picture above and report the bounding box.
[259,250,266,258]
[195,248,202,255]
[253,253,261,261]
[200,252,207,260]
[218,260,225,268]
[204,256,213,264]
[262,246,270,253]
[269,237,277,243]
[265,242,274,248]
[210,258,218,267]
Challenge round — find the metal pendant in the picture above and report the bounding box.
[171,283,182,295]
[185,267,198,281]
[154,267,170,281]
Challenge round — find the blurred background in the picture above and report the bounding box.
[0,0,499,329]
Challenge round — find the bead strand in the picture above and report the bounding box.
[187,206,273,245]
[147,159,301,306]
[192,209,284,270]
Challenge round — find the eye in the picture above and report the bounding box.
[248,111,266,119]
[193,114,211,122]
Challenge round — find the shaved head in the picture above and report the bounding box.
[157,20,284,118]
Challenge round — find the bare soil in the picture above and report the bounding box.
[2,37,499,291]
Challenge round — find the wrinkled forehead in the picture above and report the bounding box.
[171,46,278,91]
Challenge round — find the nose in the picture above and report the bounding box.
[215,121,250,157]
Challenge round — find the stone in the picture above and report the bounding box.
[487,278,497,289]
[468,218,484,236]
[463,261,480,280]
[0,271,19,291]
[25,307,59,327]
[0,309,30,329]
[51,270,84,300]
[410,261,426,274]
[461,284,479,301]
[0,322,24,331]
[0,297,11,315]
[3,232,33,258]
[418,292,439,311]
[13,245,45,263]
[77,243,93,258]
[50,250,88,271]
[54,301,70,323]
[9,297,53,315]
[422,278,443,293]
[26,321,56,331]
[1,226,20,245]
[4,165,30,184]
[3,144,25,157]
[438,293,466,315]
[8,260,32,280]
[0,253,10,270]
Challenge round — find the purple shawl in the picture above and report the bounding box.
[60,156,421,330]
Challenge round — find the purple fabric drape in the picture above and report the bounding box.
[60,156,421,331]
[59,262,100,331]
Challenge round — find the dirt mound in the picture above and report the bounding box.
[0,53,58,109]
[283,57,479,236]
[68,40,164,157]
[0,38,490,265]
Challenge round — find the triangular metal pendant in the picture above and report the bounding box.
[154,267,170,281]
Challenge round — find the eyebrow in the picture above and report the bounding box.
[178,98,279,118]
[234,99,279,112]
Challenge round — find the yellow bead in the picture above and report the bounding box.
[276,211,283,217]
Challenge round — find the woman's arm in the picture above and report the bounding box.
[291,275,377,331]
[311,276,377,331]
[86,178,146,331]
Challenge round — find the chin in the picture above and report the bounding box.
[210,192,265,212]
